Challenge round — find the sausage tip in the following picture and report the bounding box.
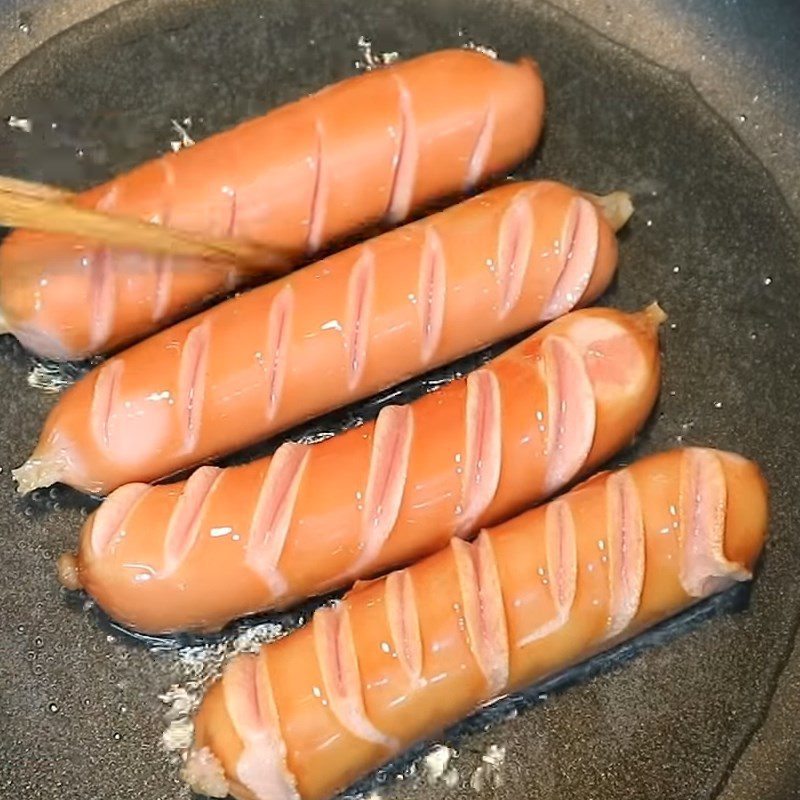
[11,455,62,494]
[57,552,83,591]
[182,747,230,799]
[586,190,634,232]
[639,301,668,330]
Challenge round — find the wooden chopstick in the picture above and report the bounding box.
[0,175,74,202]
[0,176,292,276]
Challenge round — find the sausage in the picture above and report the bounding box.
[64,305,663,633]
[183,447,768,800]
[0,49,545,360]
[14,180,625,496]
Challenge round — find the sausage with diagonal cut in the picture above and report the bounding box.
[184,447,768,800]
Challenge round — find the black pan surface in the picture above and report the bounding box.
[0,1,799,799]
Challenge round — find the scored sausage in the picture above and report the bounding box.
[62,305,663,633]
[184,447,768,800]
[0,49,545,360]
[14,180,626,496]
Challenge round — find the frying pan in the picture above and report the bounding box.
[1,1,799,798]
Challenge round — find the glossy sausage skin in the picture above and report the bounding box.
[71,306,662,633]
[185,448,768,800]
[15,180,619,495]
[0,49,544,360]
